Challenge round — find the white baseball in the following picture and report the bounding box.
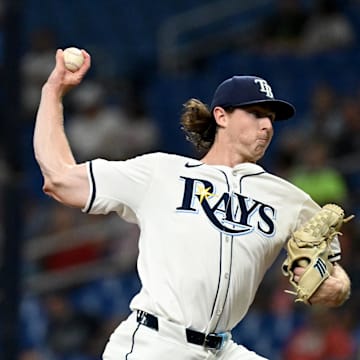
[63,47,84,72]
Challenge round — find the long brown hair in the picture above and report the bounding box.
[180,98,217,152]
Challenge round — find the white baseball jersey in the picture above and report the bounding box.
[83,152,341,334]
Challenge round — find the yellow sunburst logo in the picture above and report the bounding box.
[196,185,216,204]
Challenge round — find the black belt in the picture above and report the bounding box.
[136,310,229,350]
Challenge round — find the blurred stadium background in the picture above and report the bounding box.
[0,0,360,359]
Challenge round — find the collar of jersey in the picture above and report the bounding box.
[186,160,264,173]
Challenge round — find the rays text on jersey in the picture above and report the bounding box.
[176,176,276,236]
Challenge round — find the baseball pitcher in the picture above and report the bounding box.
[33,49,352,360]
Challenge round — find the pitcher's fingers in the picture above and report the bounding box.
[69,49,91,78]
[55,49,66,71]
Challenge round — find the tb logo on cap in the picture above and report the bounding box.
[254,79,274,98]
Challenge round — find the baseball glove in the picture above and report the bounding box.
[282,203,354,304]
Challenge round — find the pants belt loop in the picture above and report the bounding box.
[136,310,159,330]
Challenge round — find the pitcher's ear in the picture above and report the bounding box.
[213,106,228,128]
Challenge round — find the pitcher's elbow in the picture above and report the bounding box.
[42,175,63,201]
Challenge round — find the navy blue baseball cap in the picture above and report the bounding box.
[210,75,295,121]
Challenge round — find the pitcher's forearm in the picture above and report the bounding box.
[34,83,77,180]
[34,48,90,177]
[332,263,351,306]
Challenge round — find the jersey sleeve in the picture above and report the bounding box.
[296,197,342,262]
[82,153,158,222]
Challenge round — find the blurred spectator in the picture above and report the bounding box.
[117,76,160,158]
[332,96,360,159]
[275,84,346,172]
[329,96,360,207]
[271,126,306,179]
[283,307,356,359]
[43,291,102,359]
[66,79,159,162]
[20,27,57,120]
[298,83,345,152]
[301,0,356,54]
[288,141,349,206]
[256,0,309,54]
[66,80,125,162]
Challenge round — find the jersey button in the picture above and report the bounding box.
[224,272,229,279]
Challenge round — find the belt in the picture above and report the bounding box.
[136,310,229,350]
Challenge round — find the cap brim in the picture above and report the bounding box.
[234,99,296,121]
